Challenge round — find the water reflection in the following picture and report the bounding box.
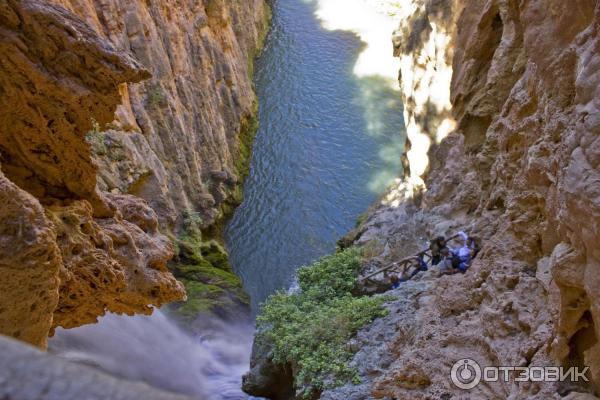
[355,76,404,192]
[225,0,406,311]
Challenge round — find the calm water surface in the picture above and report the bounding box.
[225,0,405,311]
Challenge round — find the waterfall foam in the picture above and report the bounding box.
[49,310,254,400]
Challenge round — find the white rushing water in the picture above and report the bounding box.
[49,311,254,399]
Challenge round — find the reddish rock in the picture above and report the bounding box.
[0,0,185,347]
[0,170,61,348]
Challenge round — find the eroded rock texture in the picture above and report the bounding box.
[48,0,270,229]
[0,0,185,347]
[0,0,148,204]
[48,194,183,331]
[0,170,61,348]
[40,0,270,325]
[323,0,600,398]
[1,0,268,345]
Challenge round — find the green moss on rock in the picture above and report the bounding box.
[234,106,259,184]
[167,229,249,325]
[175,280,226,320]
[166,8,272,326]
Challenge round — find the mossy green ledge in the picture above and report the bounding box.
[166,4,272,329]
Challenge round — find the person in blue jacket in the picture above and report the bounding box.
[450,231,481,273]
[436,231,480,275]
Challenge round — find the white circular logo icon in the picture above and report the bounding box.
[451,358,482,389]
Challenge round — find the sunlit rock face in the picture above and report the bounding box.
[0,0,270,348]
[325,0,600,398]
[47,0,270,230]
[392,0,457,191]
[0,0,185,348]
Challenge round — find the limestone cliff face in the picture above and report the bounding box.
[49,0,269,230]
[326,0,600,398]
[0,0,267,347]
[49,0,271,327]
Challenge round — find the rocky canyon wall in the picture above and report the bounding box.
[328,0,600,398]
[47,0,269,232]
[0,0,268,347]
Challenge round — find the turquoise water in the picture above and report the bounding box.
[225,0,405,312]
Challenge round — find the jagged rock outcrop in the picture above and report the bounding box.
[48,194,184,331]
[45,0,270,324]
[0,0,147,205]
[0,170,61,348]
[243,335,295,400]
[0,334,196,400]
[325,0,600,398]
[0,0,185,347]
[0,0,268,346]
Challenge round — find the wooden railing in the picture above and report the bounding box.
[359,234,460,283]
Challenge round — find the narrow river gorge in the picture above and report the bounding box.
[48,0,405,398]
[2,0,600,399]
[226,0,405,312]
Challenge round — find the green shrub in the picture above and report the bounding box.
[85,119,107,155]
[147,85,166,107]
[256,248,388,398]
[296,247,362,300]
[235,108,259,181]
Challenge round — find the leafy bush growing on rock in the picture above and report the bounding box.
[147,84,166,107]
[257,247,388,398]
[85,119,107,155]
